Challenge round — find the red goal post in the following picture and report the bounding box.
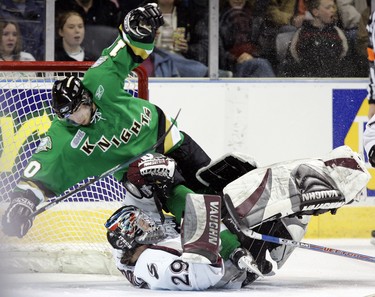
[0,61,149,274]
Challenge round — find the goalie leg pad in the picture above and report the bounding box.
[222,146,370,229]
[322,145,370,202]
[167,131,211,192]
[181,194,221,264]
[289,163,346,215]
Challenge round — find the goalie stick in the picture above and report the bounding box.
[223,194,375,264]
[29,109,181,219]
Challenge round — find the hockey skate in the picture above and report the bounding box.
[230,248,264,278]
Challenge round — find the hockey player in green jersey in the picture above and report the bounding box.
[1,3,210,238]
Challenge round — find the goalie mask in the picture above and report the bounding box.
[52,76,92,119]
[105,205,158,251]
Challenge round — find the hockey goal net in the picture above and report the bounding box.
[0,61,148,274]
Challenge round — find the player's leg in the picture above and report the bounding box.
[166,131,211,192]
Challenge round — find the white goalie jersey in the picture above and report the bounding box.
[111,237,246,290]
[112,193,246,290]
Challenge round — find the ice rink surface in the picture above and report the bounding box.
[2,239,374,297]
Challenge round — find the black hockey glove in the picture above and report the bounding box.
[2,190,40,238]
[123,3,164,41]
[368,145,375,167]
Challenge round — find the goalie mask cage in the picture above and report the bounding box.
[0,61,148,275]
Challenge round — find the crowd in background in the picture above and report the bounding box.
[0,0,371,78]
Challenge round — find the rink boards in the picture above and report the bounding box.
[306,205,375,238]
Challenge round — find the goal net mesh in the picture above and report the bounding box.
[0,62,148,274]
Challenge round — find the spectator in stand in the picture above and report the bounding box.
[184,0,275,77]
[0,0,40,19]
[154,0,190,54]
[356,0,370,58]
[55,0,121,61]
[336,0,365,31]
[336,0,369,77]
[279,0,353,77]
[0,19,35,61]
[258,0,301,68]
[218,0,275,77]
[55,11,96,62]
[148,0,209,77]
[271,1,308,70]
[55,0,120,28]
[185,0,209,37]
[147,0,233,77]
[0,0,44,60]
[145,0,272,77]
[291,0,308,28]
[250,0,272,46]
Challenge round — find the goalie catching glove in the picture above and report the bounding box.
[123,3,164,41]
[2,190,41,238]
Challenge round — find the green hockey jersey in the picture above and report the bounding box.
[18,32,182,199]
